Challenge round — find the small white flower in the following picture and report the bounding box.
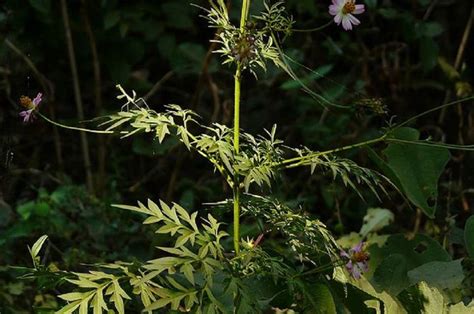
[329,0,365,31]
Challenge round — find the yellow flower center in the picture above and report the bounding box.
[352,251,369,263]
[342,1,356,14]
[20,96,34,109]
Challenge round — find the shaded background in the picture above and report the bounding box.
[0,0,473,311]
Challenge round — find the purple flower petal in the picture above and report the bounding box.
[340,250,351,259]
[346,260,353,270]
[328,1,365,31]
[32,92,43,106]
[353,4,365,14]
[342,16,353,31]
[348,14,361,26]
[19,109,33,123]
[352,242,364,253]
[329,4,339,16]
[351,265,362,279]
[341,242,369,279]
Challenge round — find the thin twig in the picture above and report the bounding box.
[422,0,439,21]
[164,0,230,200]
[454,8,473,70]
[81,0,106,194]
[10,168,63,184]
[438,8,474,123]
[60,0,94,192]
[144,71,174,101]
[165,155,186,201]
[208,74,221,123]
[291,20,333,33]
[128,163,162,193]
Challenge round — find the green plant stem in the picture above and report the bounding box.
[234,65,242,155]
[385,138,474,150]
[233,0,251,255]
[240,0,250,29]
[232,50,242,257]
[275,96,474,170]
[293,261,346,279]
[40,110,235,189]
[276,135,387,169]
[291,20,333,33]
[395,96,474,131]
[38,113,117,134]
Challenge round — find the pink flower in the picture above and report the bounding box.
[340,242,369,279]
[32,93,42,107]
[19,92,42,123]
[329,0,365,31]
[19,109,35,123]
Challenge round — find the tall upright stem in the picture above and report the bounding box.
[233,64,241,255]
[233,0,251,255]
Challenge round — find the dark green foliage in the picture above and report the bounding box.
[382,128,450,217]
[465,216,474,259]
[1,0,473,312]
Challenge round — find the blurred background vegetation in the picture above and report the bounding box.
[0,0,473,312]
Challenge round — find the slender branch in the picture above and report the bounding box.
[275,96,474,170]
[4,39,53,94]
[454,8,473,70]
[291,20,333,33]
[38,113,116,134]
[277,135,387,169]
[438,10,474,123]
[385,138,474,151]
[144,71,175,101]
[81,0,106,194]
[60,0,94,192]
[38,108,234,187]
[397,96,474,130]
[166,0,230,200]
[422,0,439,21]
[293,261,346,278]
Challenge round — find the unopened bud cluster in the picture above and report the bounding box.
[230,24,259,66]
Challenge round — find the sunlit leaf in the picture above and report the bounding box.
[359,208,394,237]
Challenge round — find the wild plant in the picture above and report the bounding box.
[18,0,474,313]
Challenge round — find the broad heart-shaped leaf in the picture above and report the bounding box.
[382,127,450,218]
[369,234,451,295]
[373,254,410,296]
[465,215,474,258]
[370,234,451,271]
[407,259,464,290]
[359,208,394,237]
[304,283,336,314]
